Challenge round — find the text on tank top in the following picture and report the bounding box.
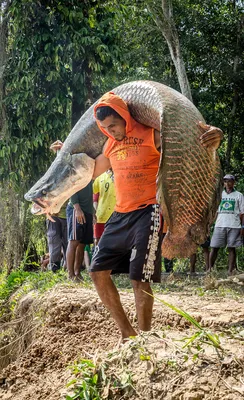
[104,123,160,213]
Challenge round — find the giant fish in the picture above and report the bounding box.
[25,80,222,258]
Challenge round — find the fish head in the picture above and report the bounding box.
[25,151,95,216]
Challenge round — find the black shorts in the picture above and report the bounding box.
[200,237,210,248]
[66,204,93,244]
[90,204,163,283]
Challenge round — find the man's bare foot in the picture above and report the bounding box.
[74,275,84,283]
[115,335,137,349]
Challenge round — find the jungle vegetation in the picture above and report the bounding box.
[0,0,243,271]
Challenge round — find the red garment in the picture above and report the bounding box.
[94,223,105,239]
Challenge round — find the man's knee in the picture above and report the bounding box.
[67,240,79,250]
[131,280,151,292]
[90,270,111,285]
[90,271,98,283]
[210,247,219,254]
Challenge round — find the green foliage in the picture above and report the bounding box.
[66,359,101,400]
[0,266,67,316]
[145,291,222,350]
[66,355,135,400]
[2,0,123,189]
[0,268,30,303]
[1,0,243,270]
[172,0,244,173]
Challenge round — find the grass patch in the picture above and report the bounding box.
[0,267,68,317]
[144,291,223,351]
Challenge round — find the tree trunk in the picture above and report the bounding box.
[0,0,9,138]
[71,58,94,128]
[226,57,239,171]
[147,0,193,102]
[71,59,83,128]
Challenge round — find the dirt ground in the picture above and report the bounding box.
[0,277,244,400]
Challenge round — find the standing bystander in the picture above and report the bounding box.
[209,174,244,275]
[66,183,93,281]
[47,140,68,272]
[189,237,210,274]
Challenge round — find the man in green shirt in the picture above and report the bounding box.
[66,182,93,280]
[50,140,93,280]
[46,202,68,272]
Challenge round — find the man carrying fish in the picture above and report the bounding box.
[89,91,223,340]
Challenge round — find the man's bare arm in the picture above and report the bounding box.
[93,153,111,179]
[154,122,223,151]
[198,121,223,150]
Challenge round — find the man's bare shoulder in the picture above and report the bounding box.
[103,140,109,155]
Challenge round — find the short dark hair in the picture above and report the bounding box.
[96,106,123,121]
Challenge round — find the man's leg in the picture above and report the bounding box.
[61,217,68,269]
[131,280,153,331]
[209,248,219,271]
[189,253,197,274]
[66,240,80,279]
[164,258,174,273]
[203,248,210,271]
[227,247,236,275]
[90,270,137,339]
[227,228,242,275]
[83,245,91,269]
[47,218,62,272]
[74,243,85,277]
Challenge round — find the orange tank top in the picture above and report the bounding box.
[104,122,160,213]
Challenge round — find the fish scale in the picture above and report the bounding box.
[25,80,222,259]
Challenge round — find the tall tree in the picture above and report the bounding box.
[0,0,123,269]
[1,0,122,188]
[146,0,193,101]
[0,0,9,139]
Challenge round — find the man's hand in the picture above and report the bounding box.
[74,204,86,224]
[50,140,63,153]
[198,121,223,151]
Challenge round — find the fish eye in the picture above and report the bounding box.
[42,190,47,195]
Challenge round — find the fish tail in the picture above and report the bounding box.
[162,231,198,259]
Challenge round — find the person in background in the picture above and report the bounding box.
[50,140,93,279]
[66,183,93,281]
[189,237,210,274]
[209,174,244,275]
[162,220,174,273]
[40,253,50,271]
[47,140,68,272]
[93,169,116,247]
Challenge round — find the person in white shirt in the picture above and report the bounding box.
[209,174,244,275]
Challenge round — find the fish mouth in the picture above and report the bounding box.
[30,198,47,213]
[31,203,43,215]
[30,198,55,222]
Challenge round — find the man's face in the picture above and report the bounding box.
[99,115,126,141]
[224,179,235,191]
